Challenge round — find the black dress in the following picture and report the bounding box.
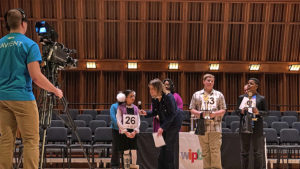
[119,107,138,151]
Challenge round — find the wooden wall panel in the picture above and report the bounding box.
[61,21,79,59]
[266,24,285,61]
[145,23,161,60]
[103,72,121,109]
[186,23,204,60]
[206,24,223,61]
[41,0,58,18]
[290,4,300,22]
[286,74,300,111]
[225,73,243,110]
[249,3,266,22]
[1,0,299,111]
[62,0,76,19]
[187,2,203,21]
[104,22,120,59]
[83,72,101,109]
[83,22,99,59]
[286,25,300,62]
[84,0,97,19]
[226,24,244,61]
[246,24,264,61]
[124,72,142,105]
[166,23,182,60]
[125,23,142,60]
[61,71,81,109]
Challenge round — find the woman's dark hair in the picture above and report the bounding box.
[163,78,175,94]
[249,78,260,86]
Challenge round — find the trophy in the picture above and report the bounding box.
[247,91,257,121]
[203,94,212,120]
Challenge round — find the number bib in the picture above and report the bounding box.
[123,114,138,129]
[201,94,218,111]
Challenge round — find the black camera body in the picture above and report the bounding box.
[35,21,77,67]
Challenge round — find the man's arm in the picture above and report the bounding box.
[27,61,63,98]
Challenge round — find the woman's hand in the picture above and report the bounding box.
[157,128,163,137]
[139,109,147,116]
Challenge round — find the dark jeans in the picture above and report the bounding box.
[111,129,121,167]
[158,125,180,169]
[240,132,264,169]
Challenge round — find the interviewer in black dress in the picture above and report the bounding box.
[141,78,183,169]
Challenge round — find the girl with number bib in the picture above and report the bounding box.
[116,90,140,169]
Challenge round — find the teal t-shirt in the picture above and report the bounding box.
[0,33,42,101]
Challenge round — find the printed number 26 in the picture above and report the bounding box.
[125,116,136,124]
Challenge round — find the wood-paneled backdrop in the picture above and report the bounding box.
[1,0,299,111]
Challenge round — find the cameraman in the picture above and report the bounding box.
[0,9,63,169]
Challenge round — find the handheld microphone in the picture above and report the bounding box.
[138,101,142,109]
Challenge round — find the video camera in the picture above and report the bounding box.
[35,21,77,67]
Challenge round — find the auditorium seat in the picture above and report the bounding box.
[283,111,298,117]
[140,115,153,127]
[263,121,268,128]
[96,115,111,125]
[268,111,281,118]
[74,120,87,127]
[50,120,65,127]
[92,127,112,162]
[264,116,279,128]
[222,121,226,128]
[83,109,98,119]
[140,121,149,132]
[69,127,93,166]
[281,116,297,128]
[44,127,68,168]
[230,121,240,132]
[225,115,239,128]
[145,128,153,133]
[68,109,79,120]
[100,109,110,115]
[292,122,300,135]
[263,128,278,144]
[222,128,232,133]
[89,120,107,134]
[76,114,93,127]
[272,122,289,135]
[280,129,300,144]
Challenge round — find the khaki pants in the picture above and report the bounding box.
[0,100,39,169]
[198,132,222,169]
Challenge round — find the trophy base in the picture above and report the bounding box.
[252,118,258,121]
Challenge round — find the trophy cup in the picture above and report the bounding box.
[247,91,257,121]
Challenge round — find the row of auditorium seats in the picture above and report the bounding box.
[49,119,154,133]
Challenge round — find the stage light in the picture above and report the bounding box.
[249,64,260,71]
[128,62,138,69]
[209,64,219,70]
[289,64,300,71]
[86,62,96,69]
[169,63,179,70]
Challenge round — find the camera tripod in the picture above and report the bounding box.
[14,62,92,169]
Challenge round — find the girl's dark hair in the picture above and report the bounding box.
[123,89,135,97]
[149,78,164,94]
[163,78,175,94]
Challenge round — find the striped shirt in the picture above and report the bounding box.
[189,89,227,132]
